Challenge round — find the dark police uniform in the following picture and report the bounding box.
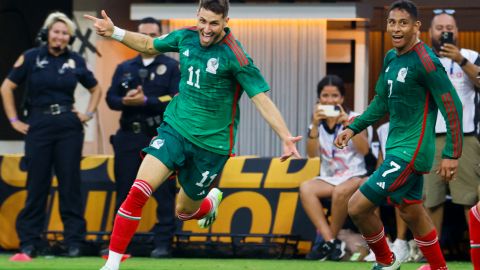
[106,54,180,253]
[8,45,97,253]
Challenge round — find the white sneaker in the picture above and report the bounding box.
[364,249,376,262]
[198,188,223,228]
[408,239,424,262]
[391,239,409,263]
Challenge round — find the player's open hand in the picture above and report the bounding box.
[84,10,115,38]
[334,128,354,149]
[280,136,302,162]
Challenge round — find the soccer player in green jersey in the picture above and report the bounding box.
[334,1,462,269]
[85,1,301,269]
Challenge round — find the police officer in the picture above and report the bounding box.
[0,12,101,258]
[106,17,180,258]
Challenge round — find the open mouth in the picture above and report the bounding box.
[392,35,404,42]
[201,32,214,44]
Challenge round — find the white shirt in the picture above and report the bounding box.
[377,122,390,159]
[435,48,479,133]
[311,111,369,186]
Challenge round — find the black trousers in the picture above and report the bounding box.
[111,129,176,248]
[17,112,86,249]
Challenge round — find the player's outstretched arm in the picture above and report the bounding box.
[251,92,302,162]
[84,10,157,55]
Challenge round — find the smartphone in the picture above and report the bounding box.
[317,104,340,117]
[440,31,454,46]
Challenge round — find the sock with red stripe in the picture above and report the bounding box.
[415,229,447,270]
[363,227,394,265]
[177,196,213,220]
[469,205,480,270]
[109,179,153,254]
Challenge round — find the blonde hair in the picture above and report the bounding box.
[43,12,76,36]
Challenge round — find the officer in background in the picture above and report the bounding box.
[106,17,180,258]
[0,12,101,258]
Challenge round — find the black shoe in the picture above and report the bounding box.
[150,246,172,258]
[305,241,334,261]
[329,239,346,261]
[66,246,82,257]
[20,245,37,258]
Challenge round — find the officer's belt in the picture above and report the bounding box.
[30,104,72,115]
[120,116,161,134]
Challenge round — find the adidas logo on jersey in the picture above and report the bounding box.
[183,49,189,57]
[376,182,386,189]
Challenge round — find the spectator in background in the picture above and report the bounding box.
[300,75,370,261]
[423,8,480,241]
[0,12,101,258]
[106,17,180,258]
[335,1,463,269]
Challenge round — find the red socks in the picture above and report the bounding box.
[363,228,394,265]
[177,197,212,221]
[109,180,153,254]
[469,205,480,270]
[415,229,447,270]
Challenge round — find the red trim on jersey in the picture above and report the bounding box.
[441,92,462,157]
[223,33,248,67]
[388,93,430,191]
[402,198,423,205]
[229,84,241,156]
[413,43,436,73]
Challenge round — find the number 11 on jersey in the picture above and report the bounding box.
[187,66,200,88]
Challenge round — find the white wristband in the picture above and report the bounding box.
[111,26,126,42]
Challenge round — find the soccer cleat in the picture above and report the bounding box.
[371,254,401,270]
[391,239,410,263]
[198,188,223,228]
[364,250,376,262]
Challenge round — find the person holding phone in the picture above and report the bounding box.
[423,9,480,254]
[300,75,370,261]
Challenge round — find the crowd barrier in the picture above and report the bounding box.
[0,155,320,254]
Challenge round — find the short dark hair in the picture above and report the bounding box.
[317,75,345,98]
[139,17,162,32]
[199,0,230,18]
[388,0,418,20]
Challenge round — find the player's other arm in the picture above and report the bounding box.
[84,10,158,55]
[251,92,302,161]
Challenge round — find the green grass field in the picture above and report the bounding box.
[0,255,473,270]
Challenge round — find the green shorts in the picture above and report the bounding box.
[360,155,424,206]
[143,122,229,201]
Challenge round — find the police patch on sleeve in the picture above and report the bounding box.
[13,55,25,68]
[156,64,167,75]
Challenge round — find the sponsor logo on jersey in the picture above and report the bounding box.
[151,139,165,149]
[183,49,189,57]
[376,182,386,189]
[197,190,206,196]
[206,58,219,74]
[396,67,408,83]
[36,56,49,69]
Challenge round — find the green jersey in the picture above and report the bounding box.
[349,42,463,172]
[153,27,269,155]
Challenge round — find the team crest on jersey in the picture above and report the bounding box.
[396,67,408,83]
[151,138,165,149]
[206,58,219,74]
[156,64,167,75]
